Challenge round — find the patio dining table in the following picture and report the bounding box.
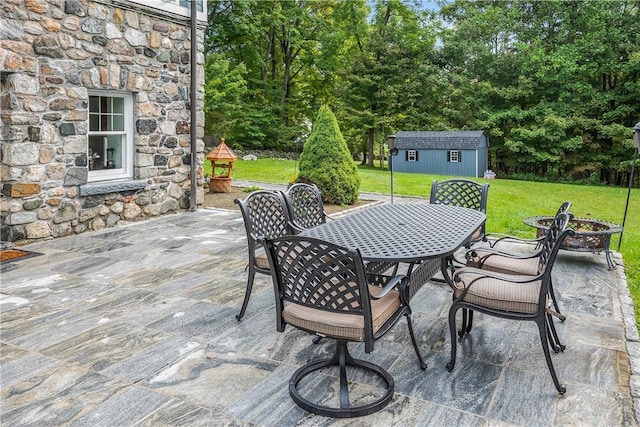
[299,203,486,299]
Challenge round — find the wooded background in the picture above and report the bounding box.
[203,0,640,186]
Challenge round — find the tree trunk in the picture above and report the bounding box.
[367,129,375,167]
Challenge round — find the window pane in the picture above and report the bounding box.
[113,97,124,114]
[89,114,99,131]
[112,114,124,131]
[89,136,105,170]
[105,135,123,169]
[89,96,99,113]
[180,0,203,11]
[101,97,110,113]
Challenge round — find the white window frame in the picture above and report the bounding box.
[407,150,418,162]
[87,90,134,182]
[118,0,207,22]
[448,150,460,163]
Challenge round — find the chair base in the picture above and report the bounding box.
[289,340,394,418]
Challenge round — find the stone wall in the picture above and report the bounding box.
[0,0,206,243]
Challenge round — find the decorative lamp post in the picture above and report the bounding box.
[206,138,237,193]
[387,134,398,204]
[618,122,640,250]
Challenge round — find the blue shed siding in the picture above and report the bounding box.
[391,131,489,178]
[394,149,478,176]
[478,146,488,177]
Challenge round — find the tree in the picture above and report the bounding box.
[205,0,341,150]
[337,0,440,166]
[438,0,640,182]
[297,105,360,204]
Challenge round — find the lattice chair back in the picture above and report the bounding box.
[430,178,489,245]
[233,190,291,321]
[536,212,574,276]
[430,178,489,213]
[241,191,291,244]
[555,201,572,217]
[284,183,326,232]
[265,236,373,342]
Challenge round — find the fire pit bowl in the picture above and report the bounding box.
[524,216,623,270]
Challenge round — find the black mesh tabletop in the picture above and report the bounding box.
[300,203,486,263]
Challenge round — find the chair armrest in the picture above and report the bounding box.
[288,221,305,234]
[486,233,544,248]
[454,266,541,285]
[465,246,539,263]
[369,274,407,299]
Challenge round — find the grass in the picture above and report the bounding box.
[207,157,640,327]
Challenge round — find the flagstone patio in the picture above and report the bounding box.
[1,203,638,426]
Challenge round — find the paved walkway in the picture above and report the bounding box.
[1,187,639,426]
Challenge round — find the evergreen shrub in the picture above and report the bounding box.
[297,105,360,204]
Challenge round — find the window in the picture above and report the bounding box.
[179,0,204,12]
[406,150,418,162]
[120,1,207,22]
[448,150,461,162]
[88,91,133,182]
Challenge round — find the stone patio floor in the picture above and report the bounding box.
[1,195,639,426]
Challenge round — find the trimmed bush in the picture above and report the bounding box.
[297,105,360,205]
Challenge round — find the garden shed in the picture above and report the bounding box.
[392,131,489,178]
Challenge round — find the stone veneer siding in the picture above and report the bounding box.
[0,0,206,243]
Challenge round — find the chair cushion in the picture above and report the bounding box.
[470,249,539,276]
[254,247,270,269]
[471,226,484,241]
[282,285,401,342]
[452,267,541,314]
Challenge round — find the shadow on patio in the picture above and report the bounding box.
[1,207,637,426]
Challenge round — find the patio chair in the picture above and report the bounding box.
[429,178,489,246]
[234,190,292,321]
[428,178,489,287]
[263,235,427,418]
[467,202,573,321]
[283,183,328,232]
[447,213,574,394]
[486,201,572,249]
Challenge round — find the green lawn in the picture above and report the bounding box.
[208,157,640,327]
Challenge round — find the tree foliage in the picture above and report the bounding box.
[204,0,640,186]
[297,105,360,204]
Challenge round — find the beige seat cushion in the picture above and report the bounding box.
[472,226,484,241]
[470,249,539,276]
[283,285,401,342]
[254,246,270,269]
[453,267,541,314]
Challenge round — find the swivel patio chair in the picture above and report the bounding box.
[283,183,328,232]
[263,235,427,418]
[447,213,574,394]
[234,190,292,321]
[466,202,572,321]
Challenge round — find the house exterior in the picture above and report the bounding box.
[391,130,489,178]
[1,0,206,244]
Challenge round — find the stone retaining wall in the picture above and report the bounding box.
[1,0,205,243]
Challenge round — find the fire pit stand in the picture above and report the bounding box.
[524,216,624,270]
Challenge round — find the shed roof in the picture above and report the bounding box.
[394,131,487,150]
